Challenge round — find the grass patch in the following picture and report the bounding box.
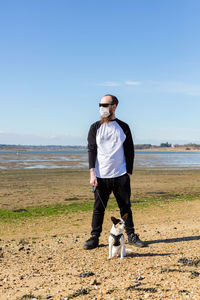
[0,195,198,222]
[0,201,92,222]
[0,198,118,222]
[131,194,198,209]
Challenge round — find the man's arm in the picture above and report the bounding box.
[124,125,134,174]
[116,119,134,174]
[88,123,99,186]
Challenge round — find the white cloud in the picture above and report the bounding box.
[124,80,141,86]
[96,79,200,96]
[148,80,200,96]
[96,80,141,87]
[97,81,121,87]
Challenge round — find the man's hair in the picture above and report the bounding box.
[104,94,119,106]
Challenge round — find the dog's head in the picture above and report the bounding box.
[111,213,128,234]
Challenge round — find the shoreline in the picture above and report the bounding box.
[1,150,200,170]
[135,147,200,152]
[1,146,200,153]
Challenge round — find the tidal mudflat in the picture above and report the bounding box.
[1,150,200,170]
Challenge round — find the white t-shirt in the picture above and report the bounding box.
[95,121,127,178]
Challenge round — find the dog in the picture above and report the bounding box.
[108,213,129,259]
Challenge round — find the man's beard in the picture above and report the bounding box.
[100,112,114,124]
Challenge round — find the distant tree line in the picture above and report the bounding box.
[1,143,200,151]
[135,143,172,149]
[0,144,87,150]
[174,143,200,150]
[135,144,152,149]
[135,142,200,149]
[174,143,200,148]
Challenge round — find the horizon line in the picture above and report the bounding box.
[1,143,200,148]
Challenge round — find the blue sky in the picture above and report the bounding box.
[0,0,200,145]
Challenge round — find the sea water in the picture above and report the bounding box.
[0,150,200,170]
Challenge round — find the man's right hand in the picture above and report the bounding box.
[90,169,98,186]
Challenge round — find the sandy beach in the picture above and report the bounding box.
[0,168,200,299]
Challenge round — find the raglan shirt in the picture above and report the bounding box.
[88,119,134,178]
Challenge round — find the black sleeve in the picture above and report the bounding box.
[116,119,135,174]
[124,125,135,174]
[87,121,100,169]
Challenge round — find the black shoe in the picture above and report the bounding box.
[83,235,99,250]
[128,233,146,247]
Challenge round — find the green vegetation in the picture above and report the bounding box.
[0,194,198,222]
[0,168,200,222]
[160,142,172,147]
[0,198,118,222]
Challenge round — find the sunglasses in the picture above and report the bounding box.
[99,103,114,107]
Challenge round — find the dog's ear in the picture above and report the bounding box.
[122,213,128,221]
[111,216,118,225]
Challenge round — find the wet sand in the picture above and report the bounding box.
[1,151,200,171]
[0,153,88,170]
[0,168,200,209]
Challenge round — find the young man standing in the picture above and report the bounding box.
[83,94,145,249]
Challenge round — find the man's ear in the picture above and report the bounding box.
[122,213,128,222]
[112,104,117,111]
[111,216,118,225]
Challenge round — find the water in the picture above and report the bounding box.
[134,151,200,169]
[0,150,200,170]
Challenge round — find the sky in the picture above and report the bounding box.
[0,0,200,146]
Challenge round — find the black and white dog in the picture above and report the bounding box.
[108,213,129,259]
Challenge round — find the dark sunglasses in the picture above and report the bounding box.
[99,103,114,107]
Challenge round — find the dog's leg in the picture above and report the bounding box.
[120,246,124,259]
[108,245,112,260]
[120,237,125,259]
[108,237,113,260]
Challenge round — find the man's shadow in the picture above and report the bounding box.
[98,235,200,257]
[146,235,200,245]
[126,235,200,258]
[98,244,175,258]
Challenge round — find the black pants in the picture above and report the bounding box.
[91,173,135,237]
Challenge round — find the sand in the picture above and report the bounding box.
[0,169,200,299]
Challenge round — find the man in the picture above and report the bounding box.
[83,94,145,250]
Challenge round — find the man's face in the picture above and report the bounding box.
[100,96,116,114]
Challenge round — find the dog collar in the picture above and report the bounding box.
[110,233,123,246]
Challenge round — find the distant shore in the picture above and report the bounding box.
[1,146,200,152]
[135,147,200,152]
[1,146,200,171]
